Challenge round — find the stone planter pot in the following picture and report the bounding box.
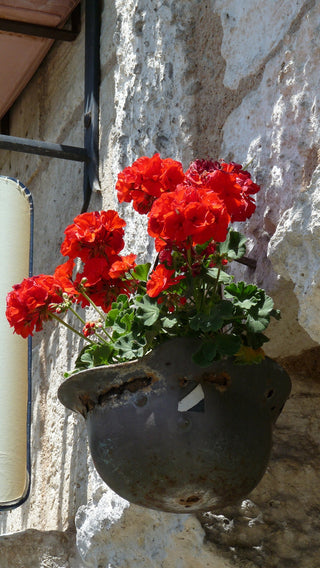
[58,337,291,513]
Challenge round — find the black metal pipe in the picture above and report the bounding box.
[0,134,87,162]
[82,0,101,212]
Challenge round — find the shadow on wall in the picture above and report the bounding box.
[0,527,84,567]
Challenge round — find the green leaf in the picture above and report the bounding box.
[113,294,130,308]
[189,314,211,332]
[189,301,234,333]
[215,300,234,319]
[192,334,241,366]
[214,334,242,356]
[117,311,134,333]
[192,341,217,366]
[246,314,270,333]
[80,350,95,367]
[161,316,178,329]
[217,229,247,260]
[256,294,274,316]
[131,263,151,282]
[244,291,279,333]
[271,309,281,320]
[134,295,160,326]
[245,332,270,350]
[206,267,233,285]
[71,343,115,373]
[114,333,146,360]
[224,281,261,310]
[104,308,119,327]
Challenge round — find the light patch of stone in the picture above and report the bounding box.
[269,165,320,344]
[75,471,233,568]
[0,528,84,568]
[100,0,197,263]
[218,1,320,355]
[214,0,307,90]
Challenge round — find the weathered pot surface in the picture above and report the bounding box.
[58,337,291,513]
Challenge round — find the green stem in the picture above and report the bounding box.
[79,286,107,320]
[70,296,114,342]
[92,331,110,345]
[186,246,192,268]
[50,313,95,344]
[69,305,86,325]
[212,267,221,297]
[99,325,114,342]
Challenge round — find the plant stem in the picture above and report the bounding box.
[187,247,192,268]
[69,302,113,342]
[50,313,95,344]
[69,305,86,325]
[92,331,110,345]
[79,286,107,320]
[96,324,113,342]
[212,267,221,297]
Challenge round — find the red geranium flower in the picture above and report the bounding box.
[82,321,97,337]
[6,275,63,338]
[108,254,137,279]
[80,278,133,313]
[184,159,221,185]
[185,159,260,221]
[77,257,112,287]
[116,153,185,214]
[146,264,184,298]
[54,259,81,301]
[148,184,230,249]
[75,256,136,312]
[61,210,126,261]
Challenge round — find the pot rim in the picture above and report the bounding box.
[58,337,292,421]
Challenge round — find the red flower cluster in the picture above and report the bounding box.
[54,259,79,300]
[6,154,261,339]
[148,185,230,250]
[59,211,137,313]
[185,159,260,222]
[116,153,185,214]
[115,154,259,296]
[75,254,136,312]
[6,275,63,337]
[61,210,126,261]
[82,321,101,338]
[6,211,138,337]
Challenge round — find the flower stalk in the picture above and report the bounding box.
[50,313,95,344]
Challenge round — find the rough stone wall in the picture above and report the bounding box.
[1,1,320,567]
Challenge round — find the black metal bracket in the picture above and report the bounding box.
[0,4,81,41]
[235,256,257,270]
[0,0,100,213]
[0,135,87,161]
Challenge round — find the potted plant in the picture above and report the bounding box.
[6,154,291,513]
